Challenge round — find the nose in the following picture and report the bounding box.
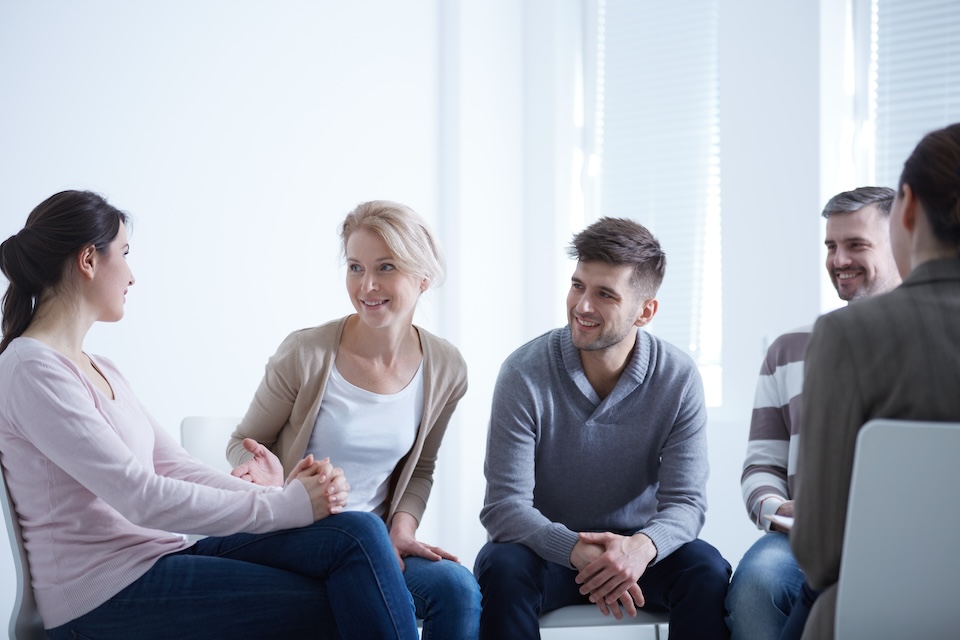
[832,247,852,268]
[575,294,593,314]
[362,271,378,291]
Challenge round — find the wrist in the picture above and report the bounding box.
[630,532,658,565]
[390,511,419,538]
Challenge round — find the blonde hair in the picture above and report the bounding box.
[339,200,446,287]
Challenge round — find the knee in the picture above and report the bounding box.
[434,562,482,606]
[323,511,391,549]
[474,542,540,594]
[729,563,784,603]
[729,534,801,600]
[675,540,732,595]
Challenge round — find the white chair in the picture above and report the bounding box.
[179,416,240,473]
[539,604,668,637]
[1,461,46,639]
[835,418,960,639]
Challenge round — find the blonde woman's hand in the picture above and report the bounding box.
[230,438,284,487]
[389,511,459,571]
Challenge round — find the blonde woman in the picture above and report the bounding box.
[228,200,480,639]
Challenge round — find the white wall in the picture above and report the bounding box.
[1,0,841,628]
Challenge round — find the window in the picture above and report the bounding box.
[857,0,960,187]
[583,0,721,404]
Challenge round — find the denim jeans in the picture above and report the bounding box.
[778,581,821,640]
[403,556,480,640]
[47,512,419,640]
[725,532,805,640]
[474,538,731,640]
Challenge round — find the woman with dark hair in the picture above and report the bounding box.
[790,123,960,640]
[0,190,418,639]
[227,200,481,640]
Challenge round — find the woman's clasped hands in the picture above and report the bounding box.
[231,437,349,520]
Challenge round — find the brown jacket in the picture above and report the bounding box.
[227,315,467,526]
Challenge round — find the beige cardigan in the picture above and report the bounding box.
[227,316,467,526]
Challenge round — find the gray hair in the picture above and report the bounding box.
[822,186,895,218]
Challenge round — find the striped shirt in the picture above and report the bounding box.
[740,326,811,531]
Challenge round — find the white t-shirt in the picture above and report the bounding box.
[307,361,424,516]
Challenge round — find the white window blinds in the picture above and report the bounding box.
[592,0,721,401]
[873,0,960,187]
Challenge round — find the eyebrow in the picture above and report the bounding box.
[825,236,872,245]
[346,256,394,262]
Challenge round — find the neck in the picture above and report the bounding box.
[343,315,419,365]
[909,246,958,274]
[905,203,958,275]
[21,296,93,363]
[579,331,637,400]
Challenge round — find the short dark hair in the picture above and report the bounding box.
[899,122,960,253]
[567,216,666,296]
[0,190,129,354]
[822,186,895,219]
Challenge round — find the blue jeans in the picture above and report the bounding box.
[403,556,480,640]
[725,532,805,640]
[778,581,821,640]
[474,538,731,640]
[47,512,419,640]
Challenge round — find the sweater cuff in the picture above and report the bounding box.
[758,495,786,532]
[637,522,674,565]
[544,526,581,568]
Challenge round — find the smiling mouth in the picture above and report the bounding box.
[574,315,599,328]
[361,300,386,307]
[836,272,861,281]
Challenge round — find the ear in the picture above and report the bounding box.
[75,245,97,281]
[900,183,919,233]
[634,298,659,327]
[419,277,429,293]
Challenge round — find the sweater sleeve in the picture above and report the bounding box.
[148,405,277,493]
[7,357,313,537]
[740,343,793,530]
[479,361,580,567]
[638,368,709,562]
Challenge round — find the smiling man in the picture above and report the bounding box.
[824,188,901,301]
[726,186,900,640]
[475,217,731,640]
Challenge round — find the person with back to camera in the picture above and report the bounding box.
[0,190,419,639]
[791,122,960,639]
[724,186,901,640]
[226,200,481,640]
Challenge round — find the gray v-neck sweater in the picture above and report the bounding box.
[480,326,709,567]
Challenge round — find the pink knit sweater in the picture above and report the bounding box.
[0,338,313,628]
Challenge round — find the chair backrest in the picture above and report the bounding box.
[0,462,46,639]
[835,418,960,639]
[179,416,242,473]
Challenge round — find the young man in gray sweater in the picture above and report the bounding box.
[475,217,731,640]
